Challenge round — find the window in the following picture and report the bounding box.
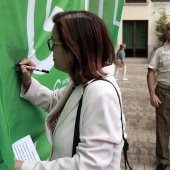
[126,0,147,2]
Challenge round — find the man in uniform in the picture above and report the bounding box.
[147,21,170,170]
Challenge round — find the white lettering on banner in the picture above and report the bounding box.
[62,77,70,85]
[27,0,63,75]
[53,79,61,90]
[98,0,104,18]
[53,78,70,90]
[85,0,89,11]
[85,0,120,27]
[113,0,120,27]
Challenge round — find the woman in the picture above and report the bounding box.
[14,10,126,170]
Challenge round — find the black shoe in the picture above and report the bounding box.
[156,163,167,170]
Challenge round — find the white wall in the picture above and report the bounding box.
[117,0,170,58]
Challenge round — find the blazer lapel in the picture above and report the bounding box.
[45,82,74,143]
[54,84,83,131]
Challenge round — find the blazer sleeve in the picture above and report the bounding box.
[20,77,66,112]
[78,80,124,168]
[21,80,125,170]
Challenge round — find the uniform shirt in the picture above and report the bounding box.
[148,41,170,86]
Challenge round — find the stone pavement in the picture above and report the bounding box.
[118,60,170,170]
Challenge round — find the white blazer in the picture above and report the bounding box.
[20,65,126,170]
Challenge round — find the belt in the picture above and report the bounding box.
[157,82,170,90]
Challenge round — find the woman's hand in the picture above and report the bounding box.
[16,59,36,89]
[14,161,24,170]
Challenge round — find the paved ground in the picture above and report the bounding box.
[118,60,170,170]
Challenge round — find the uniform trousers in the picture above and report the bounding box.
[155,84,170,164]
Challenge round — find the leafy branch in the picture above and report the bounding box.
[155,11,168,44]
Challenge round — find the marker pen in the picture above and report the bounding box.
[15,64,49,73]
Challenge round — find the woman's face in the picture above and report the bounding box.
[51,25,72,74]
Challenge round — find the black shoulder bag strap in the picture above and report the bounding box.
[72,78,132,170]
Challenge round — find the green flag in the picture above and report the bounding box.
[86,0,124,46]
[0,1,85,169]
[0,1,124,169]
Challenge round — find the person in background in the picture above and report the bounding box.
[147,21,170,170]
[114,43,128,81]
[14,10,126,170]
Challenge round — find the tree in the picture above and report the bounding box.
[155,11,168,44]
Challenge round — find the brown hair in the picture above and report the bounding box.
[52,10,115,84]
[120,43,126,49]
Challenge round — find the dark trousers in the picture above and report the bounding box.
[155,85,170,164]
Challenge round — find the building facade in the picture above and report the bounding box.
[117,0,170,58]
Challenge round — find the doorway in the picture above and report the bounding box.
[123,20,148,57]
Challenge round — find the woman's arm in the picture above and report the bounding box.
[20,78,68,112]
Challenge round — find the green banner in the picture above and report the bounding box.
[0,1,85,169]
[0,0,124,169]
[87,0,124,46]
